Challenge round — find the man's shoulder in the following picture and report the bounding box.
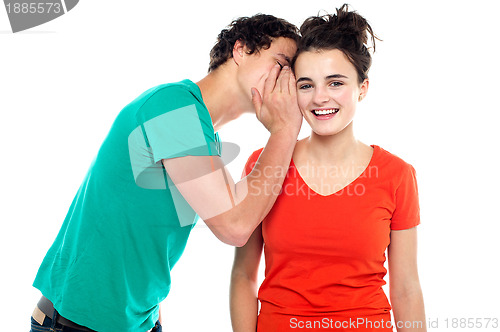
[142,79,200,102]
[129,80,207,123]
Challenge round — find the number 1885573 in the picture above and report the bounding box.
[6,2,62,14]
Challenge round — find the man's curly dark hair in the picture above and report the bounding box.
[208,14,300,72]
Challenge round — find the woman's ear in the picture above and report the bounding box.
[358,78,369,101]
[232,39,245,66]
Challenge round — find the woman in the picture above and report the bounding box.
[230,4,426,331]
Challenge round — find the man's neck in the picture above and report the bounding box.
[196,65,249,132]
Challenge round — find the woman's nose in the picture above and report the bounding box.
[313,86,329,104]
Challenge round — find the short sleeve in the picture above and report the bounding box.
[390,164,421,230]
[241,148,264,179]
[138,86,220,164]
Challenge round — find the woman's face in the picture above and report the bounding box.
[294,49,368,137]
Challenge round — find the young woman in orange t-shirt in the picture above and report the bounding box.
[230,4,426,332]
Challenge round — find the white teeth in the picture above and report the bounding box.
[313,109,338,115]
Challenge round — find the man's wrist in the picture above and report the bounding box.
[269,126,300,141]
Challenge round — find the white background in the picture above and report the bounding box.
[1,0,499,331]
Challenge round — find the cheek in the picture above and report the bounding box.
[297,93,310,114]
[254,64,276,93]
[258,61,278,79]
[336,88,358,107]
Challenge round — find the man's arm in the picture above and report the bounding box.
[163,66,301,246]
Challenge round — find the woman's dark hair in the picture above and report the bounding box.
[292,4,380,83]
[208,14,300,72]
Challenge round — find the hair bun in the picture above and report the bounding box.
[332,4,370,46]
[299,4,377,52]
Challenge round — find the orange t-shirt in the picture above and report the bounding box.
[242,145,420,331]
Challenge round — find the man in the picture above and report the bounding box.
[31,14,301,332]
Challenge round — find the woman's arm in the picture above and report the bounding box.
[388,227,427,331]
[230,224,264,332]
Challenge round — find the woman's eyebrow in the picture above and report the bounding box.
[297,74,349,83]
[296,77,311,83]
[325,74,348,80]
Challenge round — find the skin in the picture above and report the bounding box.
[163,37,302,246]
[230,49,426,331]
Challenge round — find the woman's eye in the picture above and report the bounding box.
[299,84,312,90]
[276,61,284,70]
[330,81,343,87]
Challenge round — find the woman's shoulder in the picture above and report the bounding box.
[248,147,265,162]
[241,147,265,176]
[372,145,417,179]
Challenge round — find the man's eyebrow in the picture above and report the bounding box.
[277,53,291,64]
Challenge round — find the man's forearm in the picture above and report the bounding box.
[226,130,297,241]
[203,129,297,247]
[236,130,297,219]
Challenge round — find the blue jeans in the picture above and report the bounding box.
[30,310,163,332]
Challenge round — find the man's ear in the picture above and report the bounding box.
[232,39,245,66]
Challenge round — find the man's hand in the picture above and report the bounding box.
[251,64,302,137]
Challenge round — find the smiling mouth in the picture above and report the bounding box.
[312,108,339,117]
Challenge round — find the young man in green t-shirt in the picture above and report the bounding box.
[31,14,302,332]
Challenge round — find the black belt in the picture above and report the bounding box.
[37,296,95,331]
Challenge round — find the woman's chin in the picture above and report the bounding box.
[310,127,340,137]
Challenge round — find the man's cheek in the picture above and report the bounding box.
[256,71,272,93]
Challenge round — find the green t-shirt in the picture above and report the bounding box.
[33,80,221,332]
